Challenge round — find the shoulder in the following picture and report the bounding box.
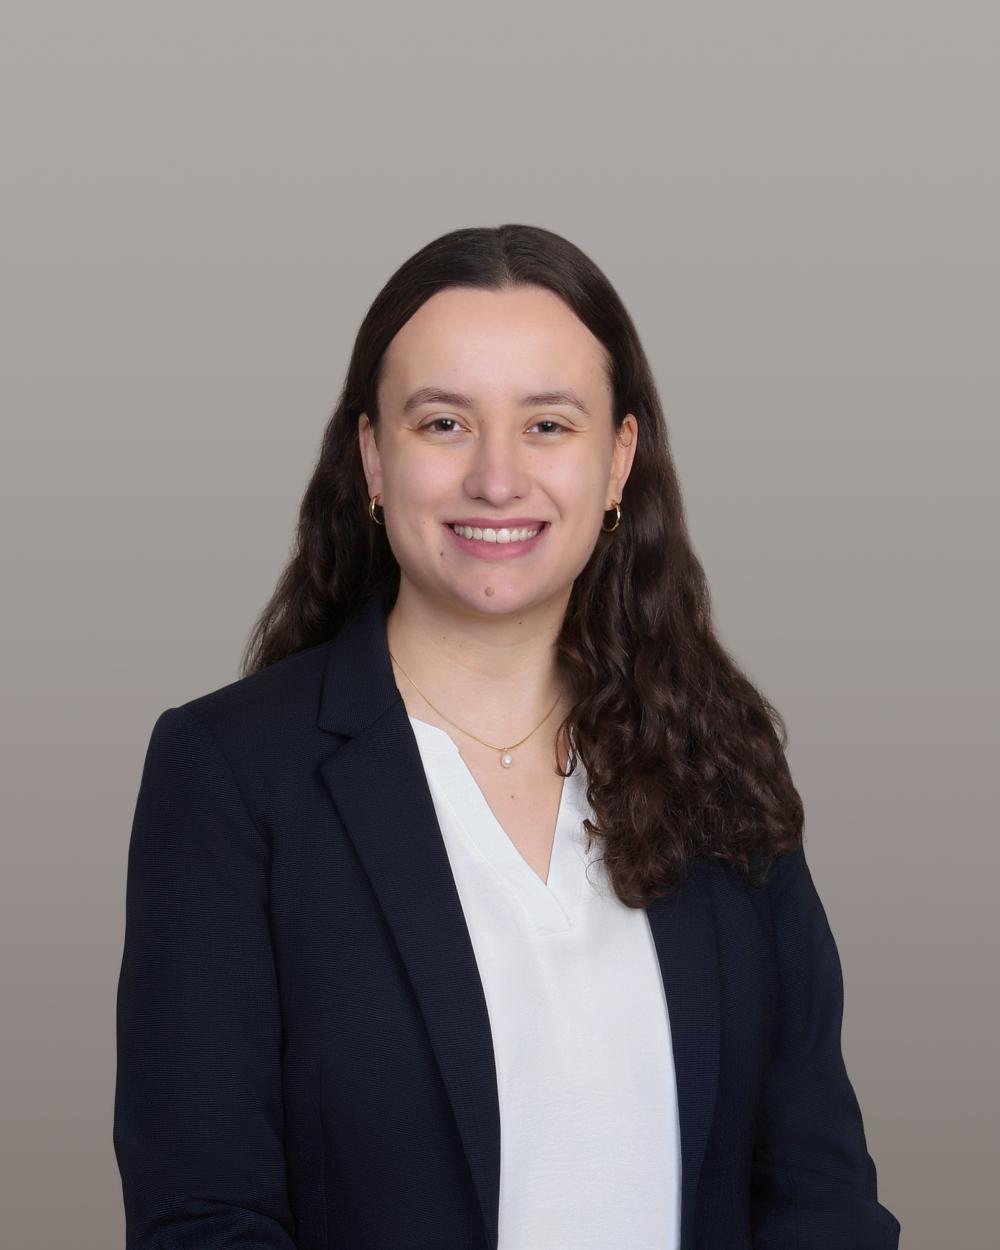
[176,637,334,741]
[142,638,339,824]
[703,844,808,901]
[701,844,813,949]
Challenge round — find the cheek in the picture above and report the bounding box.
[382,463,446,532]
[548,458,607,513]
[390,518,450,572]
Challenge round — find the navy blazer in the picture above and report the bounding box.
[114,591,901,1250]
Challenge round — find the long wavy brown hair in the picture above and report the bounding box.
[240,223,803,907]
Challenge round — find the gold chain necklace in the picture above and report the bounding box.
[388,648,562,769]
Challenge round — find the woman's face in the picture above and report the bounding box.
[358,284,638,621]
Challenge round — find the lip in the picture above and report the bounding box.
[443,520,549,561]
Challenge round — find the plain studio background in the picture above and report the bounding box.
[1,3,996,1246]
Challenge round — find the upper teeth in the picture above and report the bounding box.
[450,524,541,543]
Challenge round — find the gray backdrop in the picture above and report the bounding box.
[1,3,996,1246]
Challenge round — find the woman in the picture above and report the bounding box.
[113,224,901,1250]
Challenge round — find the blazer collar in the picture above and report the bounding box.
[316,592,720,1250]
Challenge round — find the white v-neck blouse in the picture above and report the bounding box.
[407,714,682,1250]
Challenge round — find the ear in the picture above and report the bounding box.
[357,413,384,498]
[607,412,638,503]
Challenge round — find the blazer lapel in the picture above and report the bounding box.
[646,865,721,1250]
[315,592,720,1250]
[317,593,502,1245]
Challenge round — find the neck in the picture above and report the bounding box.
[385,584,572,746]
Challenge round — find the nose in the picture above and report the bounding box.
[462,429,532,505]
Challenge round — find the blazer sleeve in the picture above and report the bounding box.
[749,845,902,1250]
[113,705,299,1250]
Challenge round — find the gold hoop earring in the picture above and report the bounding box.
[602,499,622,532]
[368,493,385,526]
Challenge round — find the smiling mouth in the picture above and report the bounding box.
[446,521,548,544]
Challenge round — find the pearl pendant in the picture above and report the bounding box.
[501,751,513,768]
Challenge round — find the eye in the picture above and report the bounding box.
[417,417,569,436]
[419,417,463,434]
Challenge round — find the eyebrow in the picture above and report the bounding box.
[401,386,591,417]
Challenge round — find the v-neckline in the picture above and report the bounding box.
[407,714,591,933]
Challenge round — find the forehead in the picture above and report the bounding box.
[381,285,610,400]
